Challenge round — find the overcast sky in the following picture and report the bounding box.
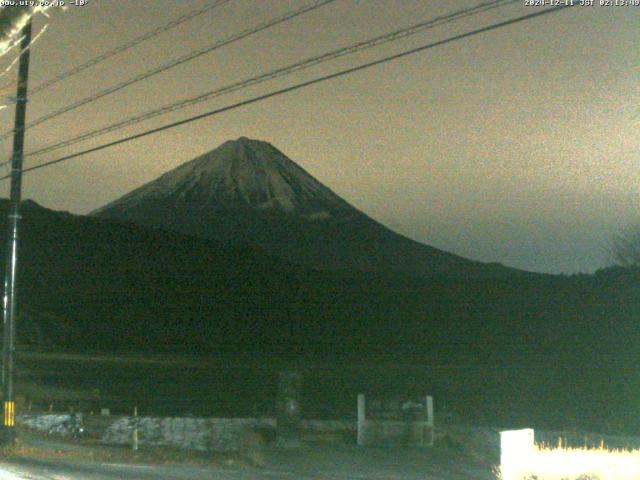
[0,0,637,274]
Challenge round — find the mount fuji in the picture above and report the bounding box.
[93,137,514,277]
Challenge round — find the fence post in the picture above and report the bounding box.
[357,394,366,446]
[276,369,302,447]
[426,395,434,446]
[132,406,139,451]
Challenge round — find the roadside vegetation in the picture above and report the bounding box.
[497,442,640,480]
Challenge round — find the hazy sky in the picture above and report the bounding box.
[0,0,637,274]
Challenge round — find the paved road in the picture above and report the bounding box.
[0,459,259,480]
[0,445,495,479]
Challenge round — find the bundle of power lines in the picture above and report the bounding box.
[0,0,573,180]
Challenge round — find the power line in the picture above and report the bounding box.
[1,5,573,181]
[26,0,519,158]
[0,0,233,99]
[28,0,234,96]
[0,0,337,141]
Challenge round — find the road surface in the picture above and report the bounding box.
[0,444,495,479]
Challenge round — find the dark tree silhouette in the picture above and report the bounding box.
[611,225,640,267]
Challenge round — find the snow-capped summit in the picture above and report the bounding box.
[95,137,348,220]
[94,137,512,277]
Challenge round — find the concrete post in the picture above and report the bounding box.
[425,395,434,446]
[500,428,535,480]
[276,369,302,448]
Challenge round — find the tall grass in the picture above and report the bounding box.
[497,442,640,480]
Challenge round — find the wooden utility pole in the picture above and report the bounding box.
[2,18,32,445]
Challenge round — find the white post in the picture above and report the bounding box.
[357,394,365,446]
[132,406,139,451]
[425,395,434,446]
[500,428,534,480]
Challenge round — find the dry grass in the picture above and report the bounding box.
[497,441,640,480]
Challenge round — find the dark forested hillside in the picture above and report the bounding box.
[0,200,636,369]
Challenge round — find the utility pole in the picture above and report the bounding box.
[2,18,32,446]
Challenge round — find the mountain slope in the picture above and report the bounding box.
[93,137,514,277]
[8,200,303,352]
[4,200,637,362]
